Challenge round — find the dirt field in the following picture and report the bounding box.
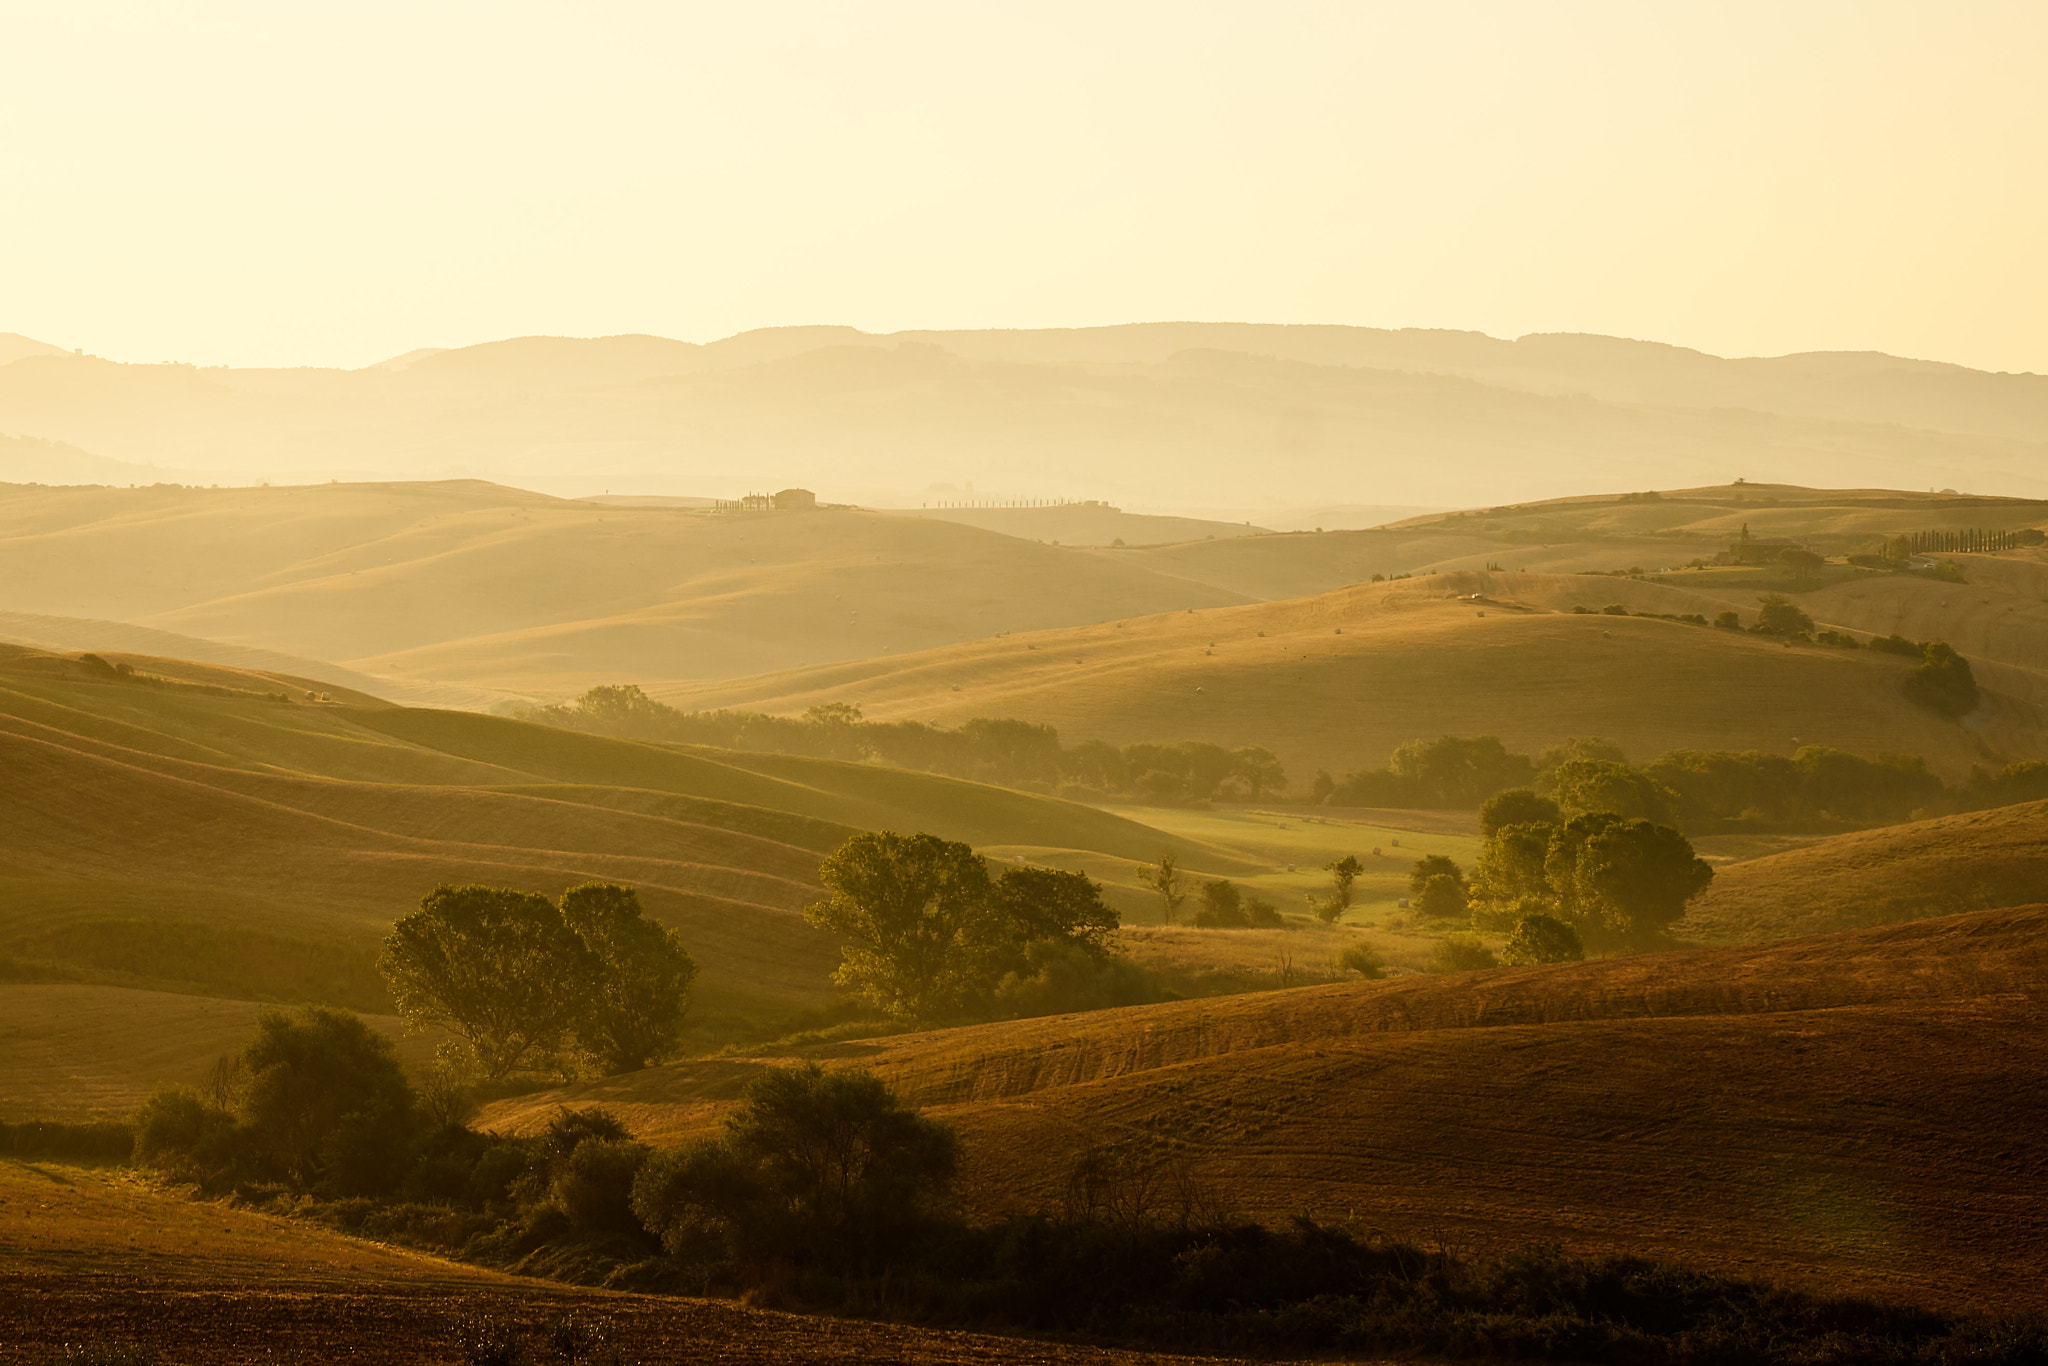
[480,906,2048,1313]
[0,1164,1334,1365]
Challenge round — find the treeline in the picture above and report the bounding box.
[524,685,1286,802]
[1885,527,2043,555]
[120,1035,2044,1365]
[1314,733,2043,832]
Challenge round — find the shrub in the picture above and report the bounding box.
[1335,942,1385,978]
[1425,934,1498,973]
[1754,594,1814,635]
[1869,632,1923,657]
[1713,610,1742,629]
[552,1138,652,1239]
[1500,914,1585,965]
[1903,641,1979,717]
[238,1006,417,1194]
[132,1087,245,1184]
[1412,873,1467,920]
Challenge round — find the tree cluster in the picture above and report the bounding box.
[805,832,1122,1020]
[524,687,1286,802]
[1469,812,1713,951]
[1329,733,1954,831]
[379,882,698,1079]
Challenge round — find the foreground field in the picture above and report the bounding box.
[481,906,2048,1312]
[0,1165,1264,1366]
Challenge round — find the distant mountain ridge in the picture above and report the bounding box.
[1,324,2043,504]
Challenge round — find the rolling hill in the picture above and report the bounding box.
[479,904,2048,1312]
[0,480,1254,696]
[1678,799,2048,943]
[5,326,2047,506]
[0,643,1227,1026]
[657,570,2044,784]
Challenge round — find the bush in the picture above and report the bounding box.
[1412,873,1468,920]
[551,1137,652,1239]
[1335,942,1384,978]
[1903,641,1979,717]
[1425,934,1498,973]
[1500,914,1584,965]
[0,1119,133,1162]
[1754,594,1814,635]
[132,1087,245,1184]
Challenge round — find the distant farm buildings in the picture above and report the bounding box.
[715,488,818,513]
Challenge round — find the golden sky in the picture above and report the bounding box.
[4,1,2043,372]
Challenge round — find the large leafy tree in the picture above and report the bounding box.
[559,882,700,1074]
[379,885,595,1078]
[1547,813,1712,947]
[805,831,1002,1019]
[992,866,1118,960]
[1903,641,1979,718]
[1550,758,1673,823]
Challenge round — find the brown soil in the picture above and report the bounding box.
[482,906,2048,1313]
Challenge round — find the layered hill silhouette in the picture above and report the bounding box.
[481,904,2048,1311]
[4,325,2047,504]
[0,644,1222,1020]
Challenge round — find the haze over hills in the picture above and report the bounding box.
[3,324,2046,504]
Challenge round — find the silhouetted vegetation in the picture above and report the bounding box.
[380,882,696,1080]
[524,687,1286,803]
[1309,854,1363,923]
[1191,878,1283,928]
[0,1118,134,1161]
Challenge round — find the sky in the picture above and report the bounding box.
[3,1,2045,373]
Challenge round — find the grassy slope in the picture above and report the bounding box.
[1678,799,2048,942]
[482,905,2048,1311]
[0,646,1219,1023]
[658,572,2031,782]
[0,482,1249,695]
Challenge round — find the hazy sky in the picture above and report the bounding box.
[4,1,2045,373]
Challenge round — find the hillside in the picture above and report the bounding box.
[0,644,1224,1025]
[902,503,1270,547]
[481,905,2048,1311]
[657,571,2041,783]
[1679,799,2048,942]
[0,480,1250,695]
[5,326,2047,507]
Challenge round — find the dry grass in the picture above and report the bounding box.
[0,986,440,1122]
[1679,798,2048,942]
[479,905,2048,1312]
[661,570,2036,782]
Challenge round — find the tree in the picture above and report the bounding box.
[1903,641,1978,717]
[1500,914,1584,966]
[1536,737,1628,772]
[1229,746,1288,799]
[1195,878,1247,927]
[1549,759,1673,823]
[1478,788,1561,838]
[1470,821,1557,909]
[632,1064,958,1266]
[238,1006,417,1194]
[804,832,1000,1020]
[1388,735,1536,806]
[1413,873,1467,920]
[992,866,1119,960]
[1134,851,1189,925]
[1311,854,1363,923]
[1775,547,1825,583]
[1548,814,1712,947]
[1754,594,1815,635]
[380,885,595,1079]
[558,883,699,1074]
[1408,854,1463,896]
[1309,769,1336,804]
